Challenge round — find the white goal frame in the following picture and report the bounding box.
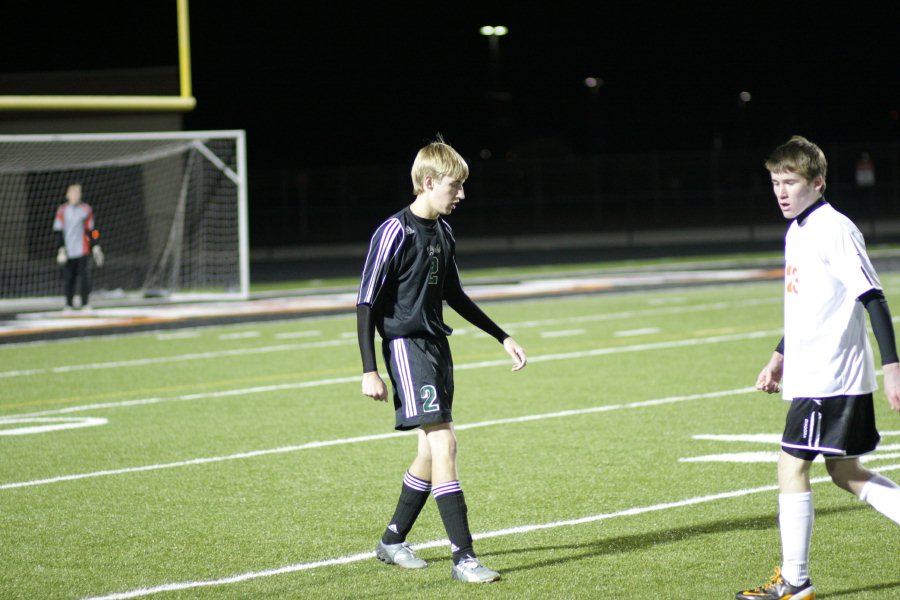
[0,130,249,309]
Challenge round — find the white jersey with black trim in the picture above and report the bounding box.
[782,201,880,399]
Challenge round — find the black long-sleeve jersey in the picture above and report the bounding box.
[357,206,508,372]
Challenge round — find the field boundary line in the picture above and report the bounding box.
[79,463,900,600]
[3,328,782,419]
[0,339,356,379]
[0,388,754,491]
[0,298,779,379]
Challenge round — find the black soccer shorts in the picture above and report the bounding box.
[781,393,881,461]
[382,335,454,431]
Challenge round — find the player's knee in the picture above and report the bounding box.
[433,437,457,461]
[829,473,855,493]
[826,460,868,494]
[414,442,432,464]
[429,442,457,469]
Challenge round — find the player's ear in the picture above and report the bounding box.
[812,175,825,193]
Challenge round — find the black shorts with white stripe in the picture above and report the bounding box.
[781,393,880,460]
[382,335,454,431]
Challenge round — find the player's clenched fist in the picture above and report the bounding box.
[362,371,387,401]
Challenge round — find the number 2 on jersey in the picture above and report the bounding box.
[427,256,439,285]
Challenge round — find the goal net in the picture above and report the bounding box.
[0,130,249,309]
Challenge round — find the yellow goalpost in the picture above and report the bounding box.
[0,0,196,112]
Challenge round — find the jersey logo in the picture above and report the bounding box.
[405,225,415,235]
[785,264,799,294]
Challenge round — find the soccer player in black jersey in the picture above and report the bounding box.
[357,136,526,583]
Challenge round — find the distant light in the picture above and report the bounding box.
[584,77,604,89]
[480,25,508,36]
[739,91,752,103]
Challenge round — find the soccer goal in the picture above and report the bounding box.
[0,130,248,309]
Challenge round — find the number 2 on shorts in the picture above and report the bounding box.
[420,384,439,412]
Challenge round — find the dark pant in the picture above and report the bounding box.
[63,256,92,307]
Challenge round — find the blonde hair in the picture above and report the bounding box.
[765,135,827,194]
[410,134,469,196]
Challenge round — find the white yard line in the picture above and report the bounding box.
[0,417,108,436]
[154,331,200,341]
[2,329,782,419]
[1,376,364,420]
[614,327,661,337]
[0,298,778,379]
[507,297,778,329]
[540,329,586,338]
[0,388,754,491]
[218,331,261,340]
[80,463,900,600]
[0,339,355,379]
[274,330,322,339]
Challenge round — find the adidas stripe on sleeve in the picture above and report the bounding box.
[358,218,405,306]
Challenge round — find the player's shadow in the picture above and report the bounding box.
[480,504,867,575]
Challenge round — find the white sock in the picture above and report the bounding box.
[779,491,813,586]
[860,474,900,525]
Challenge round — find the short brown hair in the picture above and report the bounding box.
[765,135,827,193]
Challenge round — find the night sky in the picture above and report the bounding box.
[4,1,900,170]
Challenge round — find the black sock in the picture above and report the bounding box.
[433,480,475,564]
[382,472,431,545]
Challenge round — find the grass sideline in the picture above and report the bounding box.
[2,270,900,599]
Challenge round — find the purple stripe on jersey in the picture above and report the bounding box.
[391,338,417,419]
[359,219,403,304]
[403,471,432,492]
[432,480,462,498]
[860,265,874,287]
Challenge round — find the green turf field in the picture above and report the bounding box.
[2,274,900,599]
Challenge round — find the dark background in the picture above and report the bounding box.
[5,2,899,164]
[3,2,900,253]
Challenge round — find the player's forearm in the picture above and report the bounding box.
[862,291,900,365]
[446,293,508,343]
[356,304,379,373]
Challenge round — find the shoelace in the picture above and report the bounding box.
[755,567,785,591]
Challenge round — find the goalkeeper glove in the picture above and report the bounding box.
[56,246,67,266]
[92,245,105,267]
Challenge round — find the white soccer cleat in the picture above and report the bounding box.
[375,540,427,569]
[451,557,500,583]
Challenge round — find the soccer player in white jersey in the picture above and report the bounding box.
[736,136,900,600]
[356,136,527,583]
[53,182,104,311]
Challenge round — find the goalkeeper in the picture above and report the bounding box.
[52,182,104,311]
